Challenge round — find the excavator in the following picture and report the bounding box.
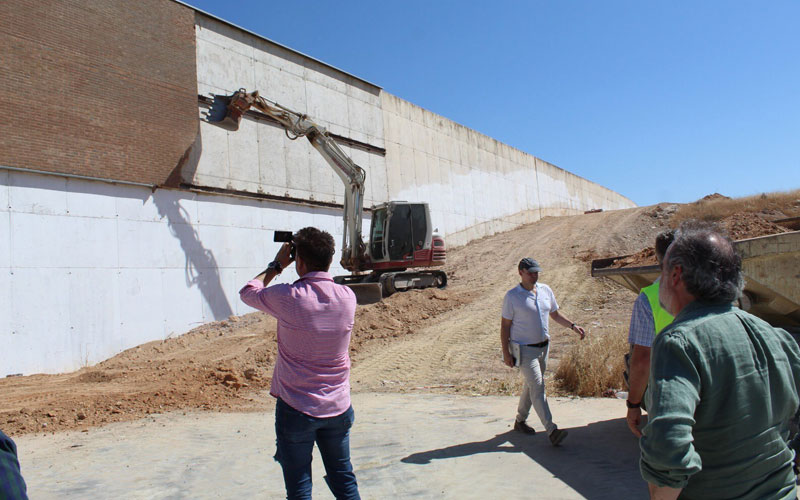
[205,89,447,304]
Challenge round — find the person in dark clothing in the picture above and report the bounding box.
[0,429,28,500]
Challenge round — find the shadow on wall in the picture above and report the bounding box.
[159,133,232,321]
[153,191,233,321]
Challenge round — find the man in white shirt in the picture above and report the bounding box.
[500,258,586,446]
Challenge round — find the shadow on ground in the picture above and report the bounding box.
[402,417,646,499]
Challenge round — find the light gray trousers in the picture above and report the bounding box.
[516,343,556,434]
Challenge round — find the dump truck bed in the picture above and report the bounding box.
[591,231,800,329]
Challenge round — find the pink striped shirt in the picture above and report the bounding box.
[239,271,356,418]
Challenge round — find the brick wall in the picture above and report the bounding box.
[0,0,198,185]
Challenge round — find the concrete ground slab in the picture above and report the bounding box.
[16,393,646,499]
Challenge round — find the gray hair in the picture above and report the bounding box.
[663,221,743,304]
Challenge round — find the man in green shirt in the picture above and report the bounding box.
[640,221,800,500]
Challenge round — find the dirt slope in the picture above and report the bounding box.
[0,205,673,435]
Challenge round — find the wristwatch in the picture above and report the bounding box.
[267,260,283,274]
[626,400,641,409]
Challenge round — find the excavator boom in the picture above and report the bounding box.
[205,88,447,304]
[210,89,369,272]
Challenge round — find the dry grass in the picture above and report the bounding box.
[553,329,628,397]
[671,189,800,226]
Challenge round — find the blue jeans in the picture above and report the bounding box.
[274,398,360,500]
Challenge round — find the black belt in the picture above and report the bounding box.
[525,340,549,348]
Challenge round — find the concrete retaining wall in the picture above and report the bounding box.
[381,94,634,246]
[0,168,356,376]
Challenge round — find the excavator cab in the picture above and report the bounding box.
[370,202,430,264]
[368,202,446,269]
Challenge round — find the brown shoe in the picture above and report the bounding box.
[513,420,536,435]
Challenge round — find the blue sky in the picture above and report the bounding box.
[186,1,799,207]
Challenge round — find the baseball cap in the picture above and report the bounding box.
[518,258,542,272]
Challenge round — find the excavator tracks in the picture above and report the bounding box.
[379,270,447,296]
[334,270,447,305]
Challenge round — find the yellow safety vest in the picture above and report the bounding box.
[642,281,674,334]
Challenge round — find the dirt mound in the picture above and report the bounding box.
[1,314,278,434]
[699,193,730,202]
[608,247,657,268]
[610,194,799,270]
[352,288,476,348]
[718,213,790,240]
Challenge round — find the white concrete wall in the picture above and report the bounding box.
[380,94,635,247]
[192,16,388,208]
[0,168,359,376]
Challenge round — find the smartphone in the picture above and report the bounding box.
[273,231,296,259]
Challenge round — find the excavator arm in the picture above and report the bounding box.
[211,89,369,271]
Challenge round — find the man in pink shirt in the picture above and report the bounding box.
[240,227,360,500]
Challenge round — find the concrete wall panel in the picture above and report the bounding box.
[161,268,205,337]
[9,174,68,216]
[66,182,120,219]
[254,63,306,111]
[10,268,71,370]
[119,268,166,345]
[304,63,348,95]
[255,125,286,198]
[227,118,260,193]
[117,219,182,269]
[11,213,118,269]
[196,36,255,95]
[284,135,313,195]
[0,269,13,366]
[196,195,260,230]
[0,215,9,268]
[115,192,168,223]
[309,145,338,204]
[195,119,230,180]
[68,268,121,366]
[413,150,430,203]
[1,169,371,375]
[250,37,306,79]
[305,80,349,134]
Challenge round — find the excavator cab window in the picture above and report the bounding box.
[370,208,387,260]
[409,204,427,250]
[386,203,428,261]
[387,204,413,261]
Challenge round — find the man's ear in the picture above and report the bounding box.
[670,265,682,286]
